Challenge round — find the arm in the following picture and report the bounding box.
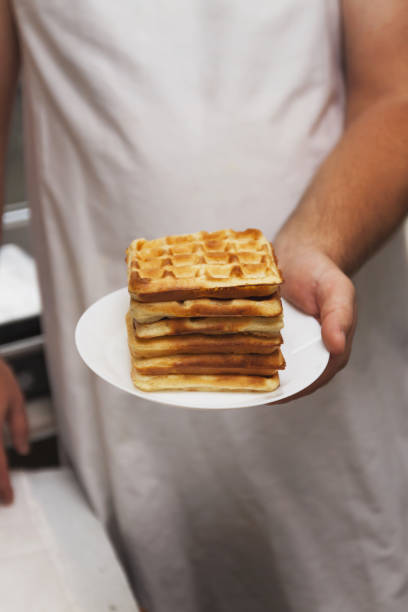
[274,0,408,397]
[0,0,19,232]
[0,0,29,504]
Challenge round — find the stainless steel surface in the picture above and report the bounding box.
[0,334,44,359]
[2,203,32,253]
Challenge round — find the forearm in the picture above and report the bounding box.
[275,97,408,275]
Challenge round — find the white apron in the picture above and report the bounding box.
[13,1,408,610]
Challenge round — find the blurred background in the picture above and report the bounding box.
[1,87,58,470]
[1,90,140,612]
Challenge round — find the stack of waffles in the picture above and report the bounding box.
[125,229,285,392]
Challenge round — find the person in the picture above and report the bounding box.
[1,0,407,610]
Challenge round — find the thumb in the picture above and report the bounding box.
[316,268,356,355]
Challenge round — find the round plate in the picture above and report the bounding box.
[75,287,329,409]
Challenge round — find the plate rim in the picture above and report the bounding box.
[75,287,330,410]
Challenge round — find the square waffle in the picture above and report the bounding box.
[131,365,281,392]
[126,228,283,302]
[129,294,282,324]
[132,352,285,376]
[126,312,283,359]
[133,315,284,339]
[125,228,285,393]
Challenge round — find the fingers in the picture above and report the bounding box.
[0,393,29,504]
[0,361,30,456]
[274,297,357,405]
[273,261,358,406]
[6,382,29,455]
[0,442,13,505]
[317,268,356,355]
[0,360,30,505]
[274,352,348,405]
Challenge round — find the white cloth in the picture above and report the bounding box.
[0,470,139,611]
[12,1,408,610]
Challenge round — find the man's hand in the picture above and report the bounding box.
[270,0,408,402]
[274,244,357,401]
[0,359,29,504]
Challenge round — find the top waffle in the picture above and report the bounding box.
[127,229,283,302]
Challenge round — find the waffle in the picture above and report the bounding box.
[132,351,285,376]
[127,311,282,358]
[131,365,281,392]
[134,315,284,339]
[126,229,282,302]
[129,294,282,323]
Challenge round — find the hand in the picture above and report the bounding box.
[274,244,357,402]
[0,359,29,504]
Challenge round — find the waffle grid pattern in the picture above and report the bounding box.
[125,229,285,390]
[127,229,282,290]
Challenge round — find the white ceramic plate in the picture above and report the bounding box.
[75,287,329,409]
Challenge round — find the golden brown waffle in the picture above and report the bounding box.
[133,351,285,376]
[129,294,282,323]
[131,365,281,392]
[127,311,282,358]
[126,229,282,302]
[134,315,284,339]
